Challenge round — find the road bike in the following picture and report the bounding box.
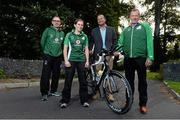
[85,49,133,114]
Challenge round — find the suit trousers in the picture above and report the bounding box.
[124,57,147,106]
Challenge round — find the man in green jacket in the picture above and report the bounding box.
[40,16,65,101]
[117,9,154,114]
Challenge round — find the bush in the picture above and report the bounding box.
[167,59,180,63]
[147,71,162,80]
[0,69,6,79]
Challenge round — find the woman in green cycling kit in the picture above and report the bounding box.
[60,18,90,108]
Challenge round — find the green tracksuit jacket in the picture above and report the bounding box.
[118,22,154,60]
[40,26,65,57]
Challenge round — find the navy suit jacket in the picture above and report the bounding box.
[90,26,117,56]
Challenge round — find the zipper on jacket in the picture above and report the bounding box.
[130,26,134,57]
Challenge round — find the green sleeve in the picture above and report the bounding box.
[64,33,70,46]
[117,31,125,52]
[85,35,88,47]
[40,28,48,51]
[142,22,154,60]
[61,31,65,39]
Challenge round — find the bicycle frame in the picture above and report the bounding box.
[89,52,112,91]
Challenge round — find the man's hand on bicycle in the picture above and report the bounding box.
[113,51,120,56]
[113,51,125,63]
[114,52,124,58]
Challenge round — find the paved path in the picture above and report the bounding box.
[0,79,179,119]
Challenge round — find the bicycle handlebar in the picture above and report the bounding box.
[91,55,104,66]
[91,49,113,66]
[93,49,125,65]
[91,45,124,66]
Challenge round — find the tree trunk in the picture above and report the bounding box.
[162,0,168,62]
[152,0,164,71]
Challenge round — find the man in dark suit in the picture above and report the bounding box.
[89,14,117,100]
[90,14,117,67]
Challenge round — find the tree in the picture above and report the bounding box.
[153,0,164,71]
[62,0,133,33]
[144,0,180,71]
[161,0,180,61]
[0,0,133,59]
[96,0,133,31]
[0,0,74,59]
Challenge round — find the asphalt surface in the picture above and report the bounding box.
[0,78,180,119]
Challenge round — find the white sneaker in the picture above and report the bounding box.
[41,95,48,101]
[60,103,67,108]
[49,92,61,97]
[83,102,89,107]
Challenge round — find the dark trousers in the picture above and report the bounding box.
[40,54,61,96]
[61,61,88,104]
[124,57,147,106]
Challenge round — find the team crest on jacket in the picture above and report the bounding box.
[76,40,81,45]
[55,38,59,42]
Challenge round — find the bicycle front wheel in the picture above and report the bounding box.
[103,70,132,114]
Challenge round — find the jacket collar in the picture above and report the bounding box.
[71,29,84,36]
[50,26,59,31]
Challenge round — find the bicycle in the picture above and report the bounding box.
[85,49,133,114]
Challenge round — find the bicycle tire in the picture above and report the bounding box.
[103,70,133,114]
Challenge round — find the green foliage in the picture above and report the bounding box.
[96,0,133,31]
[166,59,180,63]
[0,69,6,79]
[0,0,75,59]
[30,2,75,33]
[0,0,133,59]
[165,36,180,61]
[144,0,180,68]
[165,80,180,94]
[147,71,162,80]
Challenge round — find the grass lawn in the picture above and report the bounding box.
[147,71,180,95]
[147,71,162,80]
[164,80,180,95]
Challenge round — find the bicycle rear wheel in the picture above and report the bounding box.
[103,70,132,114]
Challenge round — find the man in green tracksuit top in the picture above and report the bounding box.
[117,9,154,114]
[40,16,65,101]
